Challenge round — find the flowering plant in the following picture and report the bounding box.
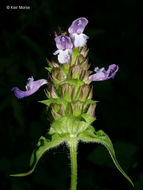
[11,18,133,190]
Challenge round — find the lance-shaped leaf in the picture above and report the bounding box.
[10,134,65,177]
[78,130,134,187]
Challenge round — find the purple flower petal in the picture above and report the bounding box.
[12,77,47,98]
[68,17,88,34]
[54,35,73,50]
[70,33,89,47]
[89,64,119,81]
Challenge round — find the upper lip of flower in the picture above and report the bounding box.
[68,17,88,34]
[54,35,73,50]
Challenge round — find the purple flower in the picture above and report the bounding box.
[12,76,47,98]
[89,64,119,81]
[53,35,73,64]
[55,35,73,50]
[68,17,89,47]
[68,17,88,34]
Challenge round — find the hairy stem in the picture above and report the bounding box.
[68,138,77,190]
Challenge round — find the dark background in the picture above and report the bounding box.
[0,0,142,189]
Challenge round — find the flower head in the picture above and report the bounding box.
[12,76,47,98]
[89,64,119,81]
[68,17,89,47]
[53,35,73,64]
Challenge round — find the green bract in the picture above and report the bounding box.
[11,48,134,188]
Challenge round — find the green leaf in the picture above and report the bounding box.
[63,79,84,87]
[71,49,80,66]
[49,116,90,135]
[81,113,96,124]
[10,134,64,177]
[78,130,134,187]
[45,66,52,72]
[39,98,67,107]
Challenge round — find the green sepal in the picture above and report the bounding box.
[45,85,59,99]
[71,48,80,66]
[49,116,90,135]
[61,83,75,102]
[45,66,53,73]
[80,46,89,57]
[70,100,84,116]
[80,59,90,70]
[79,84,90,101]
[83,70,93,84]
[83,99,98,113]
[81,113,96,124]
[10,134,65,177]
[69,65,82,80]
[40,98,68,120]
[52,67,66,84]
[51,103,65,120]
[39,98,67,107]
[63,79,84,87]
[45,59,59,72]
[61,63,70,75]
[78,130,134,187]
[60,79,84,101]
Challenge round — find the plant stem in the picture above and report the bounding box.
[69,138,77,190]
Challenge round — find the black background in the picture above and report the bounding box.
[0,0,143,190]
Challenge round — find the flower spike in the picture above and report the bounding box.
[11,18,133,189]
[89,64,119,81]
[12,76,47,98]
[68,17,89,47]
[53,35,73,64]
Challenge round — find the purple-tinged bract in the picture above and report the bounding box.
[12,77,47,98]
